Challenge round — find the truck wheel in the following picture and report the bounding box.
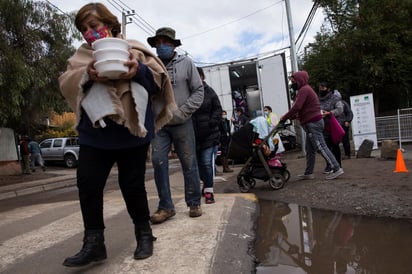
[64,154,77,168]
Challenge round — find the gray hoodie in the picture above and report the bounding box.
[164,53,204,125]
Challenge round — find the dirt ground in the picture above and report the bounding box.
[0,168,60,187]
[222,149,412,220]
[2,149,412,220]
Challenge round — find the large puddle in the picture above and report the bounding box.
[255,200,412,274]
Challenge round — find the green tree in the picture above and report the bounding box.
[302,0,412,115]
[0,0,79,134]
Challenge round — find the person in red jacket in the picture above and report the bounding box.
[280,71,343,180]
[19,136,31,174]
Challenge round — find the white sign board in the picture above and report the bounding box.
[350,93,378,150]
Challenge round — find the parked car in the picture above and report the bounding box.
[39,137,80,168]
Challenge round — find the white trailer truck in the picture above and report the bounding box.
[202,52,291,124]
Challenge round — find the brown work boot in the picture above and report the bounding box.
[189,205,202,218]
[222,157,234,173]
[150,209,176,224]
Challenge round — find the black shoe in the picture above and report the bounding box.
[63,230,107,267]
[134,226,157,260]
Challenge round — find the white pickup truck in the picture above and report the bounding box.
[39,137,80,168]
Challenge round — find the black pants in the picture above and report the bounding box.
[341,124,351,157]
[77,144,150,230]
[325,135,342,167]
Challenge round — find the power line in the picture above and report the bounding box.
[107,0,154,35]
[44,0,70,16]
[295,1,319,52]
[182,0,283,40]
[116,0,156,33]
[106,0,190,57]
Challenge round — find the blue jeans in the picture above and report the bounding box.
[197,145,217,191]
[151,119,201,209]
[301,119,340,175]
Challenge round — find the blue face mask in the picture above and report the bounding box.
[156,44,174,59]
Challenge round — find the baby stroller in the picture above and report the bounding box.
[227,120,291,193]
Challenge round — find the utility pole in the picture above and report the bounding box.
[285,0,298,73]
[121,10,135,38]
[285,0,306,155]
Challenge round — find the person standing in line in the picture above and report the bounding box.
[218,110,234,173]
[335,93,354,159]
[231,107,249,132]
[28,138,46,172]
[58,3,176,267]
[263,105,285,155]
[280,71,343,180]
[147,27,204,223]
[264,105,279,129]
[19,136,31,174]
[192,67,222,204]
[318,82,344,172]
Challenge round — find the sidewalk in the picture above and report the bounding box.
[0,162,257,273]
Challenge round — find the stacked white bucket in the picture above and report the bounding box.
[92,38,130,79]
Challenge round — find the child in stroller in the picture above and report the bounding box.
[228,117,291,193]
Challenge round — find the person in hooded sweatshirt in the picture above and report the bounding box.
[280,71,344,180]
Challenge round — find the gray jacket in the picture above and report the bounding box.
[337,100,353,124]
[319,90,344,117]
[164,53,204,125]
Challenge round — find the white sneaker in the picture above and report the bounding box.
[297,174,315,180]
[325,168,344,180]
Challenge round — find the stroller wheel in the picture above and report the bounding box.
[282,170,291,182]
[238,176,252,193]
[269,173,285,190]
[249,178,256,188]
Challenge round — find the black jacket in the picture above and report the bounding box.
[192,81,222,150]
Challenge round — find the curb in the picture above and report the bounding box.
[0,174,76,201]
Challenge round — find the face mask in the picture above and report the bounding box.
[222,115,227,119]
[83,26,110,46]
[320,90,328,97]
[156,44,174,60]
[291,83,298,91]
[264,111,269,117]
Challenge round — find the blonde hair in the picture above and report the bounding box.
[75,2,121,37]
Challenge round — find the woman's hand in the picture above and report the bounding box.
[87,60,98,80]
[119,51,138,80]
[322,110,330,117]
[87,60,109,82]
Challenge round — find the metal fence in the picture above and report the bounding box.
[291,108,412,150]
[376,108,412,148]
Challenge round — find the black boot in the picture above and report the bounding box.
[63,229,107,267]
[134,225,157,260]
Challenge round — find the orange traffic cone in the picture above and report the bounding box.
[394,149,409,173]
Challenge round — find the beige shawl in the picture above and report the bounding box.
[58,39,177,137]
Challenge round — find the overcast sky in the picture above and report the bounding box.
[46,0,325,68]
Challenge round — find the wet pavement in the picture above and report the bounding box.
[254,199,412,274]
